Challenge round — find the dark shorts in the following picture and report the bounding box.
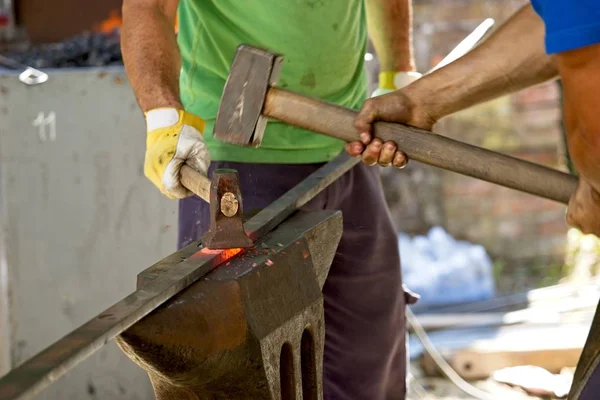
[179,161,410,400]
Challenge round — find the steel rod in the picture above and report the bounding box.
[0,152,358,400]
[264,88,578,204]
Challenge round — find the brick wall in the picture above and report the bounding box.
[380,0,570,282]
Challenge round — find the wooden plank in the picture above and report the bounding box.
[443,347,582,381]
[419,323,591,380]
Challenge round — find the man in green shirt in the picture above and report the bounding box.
[122,1,418,398]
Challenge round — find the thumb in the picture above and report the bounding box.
[354,96,381,135]
[355,93,414,133]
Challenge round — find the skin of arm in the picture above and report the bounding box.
[402,3,558,122]
[556,45,600,235]
[121,0,182,112]
[360,0,415,165]
[557,45,600,191]
[365,0,416,73]
[351,4,559,165]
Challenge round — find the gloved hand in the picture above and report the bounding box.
[346,71,422,167]
[144,107,210,199]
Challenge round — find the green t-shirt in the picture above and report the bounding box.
[177,0,368,164]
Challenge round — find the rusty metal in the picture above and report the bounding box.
[214,44,283,148]
[117,210,342,399]
[214,45,578,204]
[180,166,252,250]
[0,151,357,400]
[203,168,252,249]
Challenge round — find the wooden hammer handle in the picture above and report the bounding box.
[264,88,578,204]
[180,165,211,202]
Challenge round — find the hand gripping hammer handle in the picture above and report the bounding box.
[263,88,578,205]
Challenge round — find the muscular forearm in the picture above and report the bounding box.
[122,0,182,112]
[557,45,600,192]
[366,0,415,72]
[404,4,558,121]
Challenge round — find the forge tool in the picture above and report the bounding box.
[214,45,578,204]
[180,166,252,249]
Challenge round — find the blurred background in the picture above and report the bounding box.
[1,0,598,399]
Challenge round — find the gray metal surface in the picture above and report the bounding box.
[0,67,177,399]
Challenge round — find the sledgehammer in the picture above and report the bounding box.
[213,45,578,204]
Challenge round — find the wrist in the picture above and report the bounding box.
[378,71,422,90]
[145,107,183,132]
[145,107,206,134]
[401,82,443,128]
[403,69,464,123]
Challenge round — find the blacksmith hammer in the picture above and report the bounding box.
[214,45,578,204]
[180,166,253,249]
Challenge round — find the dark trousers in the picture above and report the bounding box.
[178,161,409,400]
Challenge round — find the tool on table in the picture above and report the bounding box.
[214,45,578,205]
[0,54,48,85]
[180,165,252,249]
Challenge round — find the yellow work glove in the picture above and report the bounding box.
[371,71,422,97]
[144,107,210,199]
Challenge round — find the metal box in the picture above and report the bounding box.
[0,67,178,399]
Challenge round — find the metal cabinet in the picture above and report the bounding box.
[0,67,177,399]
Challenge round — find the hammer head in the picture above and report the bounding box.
[202,169,253,249]
[214,45,283,147]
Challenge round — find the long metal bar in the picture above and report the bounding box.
[0,152,359,400]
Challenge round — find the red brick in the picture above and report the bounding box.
[442,176,496,197]
[538,216,568,236]
[515,108,561,131]
[496,219,523,237]
[393,0,569,267]
[512,83,560,107]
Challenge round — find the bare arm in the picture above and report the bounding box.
[549,44,600,235]
[557,45,600,191]
[404,4,558,122]
[352,3,559,167]
[121,0,182,112]
[365,0,415,72]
